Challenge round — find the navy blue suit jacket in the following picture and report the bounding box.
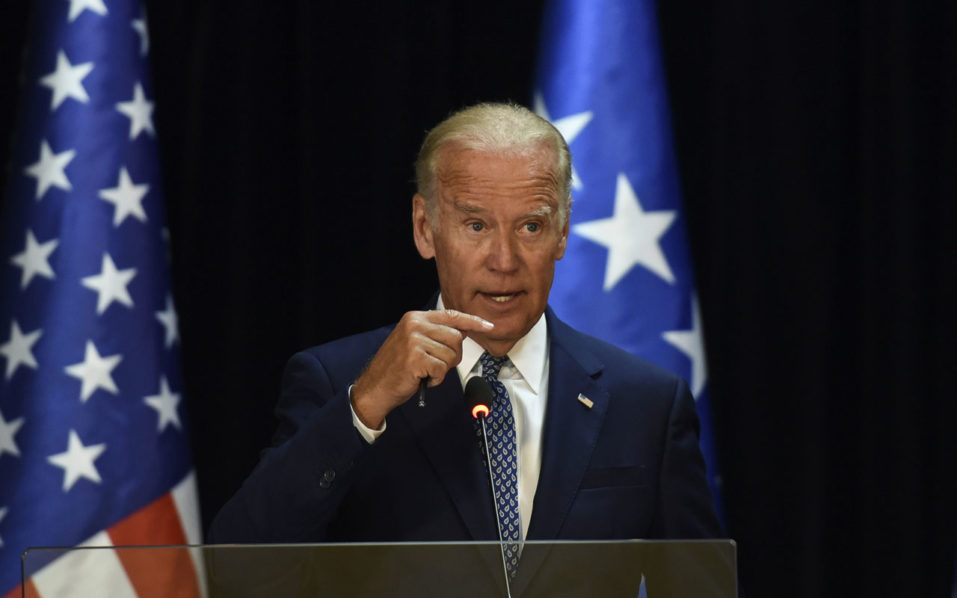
[208,308,722,592]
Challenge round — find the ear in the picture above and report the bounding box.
[554,212,570,260]
[412,194,435,259]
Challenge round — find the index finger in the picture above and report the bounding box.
[429,309,495,333]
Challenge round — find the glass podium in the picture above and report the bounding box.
[22,540,736,597]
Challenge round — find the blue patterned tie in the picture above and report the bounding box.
[477,351,521,576]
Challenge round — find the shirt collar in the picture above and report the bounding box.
[437,295,548,395]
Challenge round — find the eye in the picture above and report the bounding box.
[525,222,540,233]
[470,222,484,232]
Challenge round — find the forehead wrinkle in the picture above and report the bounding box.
[438,171,556,193]
[435,154,560,196]
[450,199,555,217]
[439,176,560,206]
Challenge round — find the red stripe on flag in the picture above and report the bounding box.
[8,578,38,598]
[107,493,200,598]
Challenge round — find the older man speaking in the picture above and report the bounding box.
[208,104,721,574]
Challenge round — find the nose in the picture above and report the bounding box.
[485,230,519,273]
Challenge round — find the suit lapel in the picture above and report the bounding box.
[395,374,497,541]
[396,374,509,591]
[527,313,608,540]
[515,312,609,593]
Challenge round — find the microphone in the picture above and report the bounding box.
[465,376,493,419]
[464,377,513,598]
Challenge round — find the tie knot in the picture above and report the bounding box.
[479,352,508,380]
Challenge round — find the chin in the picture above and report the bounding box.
[487,322,532,345]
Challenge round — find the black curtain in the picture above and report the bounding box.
[1,2,954,596]
[657,2,957,596]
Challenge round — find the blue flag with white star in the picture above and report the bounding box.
[535,0,725,522]
[0,1,202,594]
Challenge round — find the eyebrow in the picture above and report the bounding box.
[453,201,483,214]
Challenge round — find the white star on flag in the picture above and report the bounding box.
[64,341,122,402]
[39,50,94,110]
[662,296,708,398]
[144,377,182,432]
[155,295,179,348]
[534,93,592,190]
[46,430,107,492]
[0,321,42,380]
[67,0,108,22]
[0,410,25,459]
[573,173,677,290]
[81,253,137,314]
[115,83,155,139]
[23,140,76,200]
[9,229,59,288]
[98,167,149,226]
[131,18,149,56]
[0,506,7,548]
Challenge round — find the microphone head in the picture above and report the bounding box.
[464,376,493,420]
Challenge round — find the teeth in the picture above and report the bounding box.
[491,295,514,303]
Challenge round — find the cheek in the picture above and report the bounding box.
[538,263,556,289]
[527,246,558,274]
[435,245,478,284]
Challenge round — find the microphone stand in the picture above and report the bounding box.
[476,410,514,598]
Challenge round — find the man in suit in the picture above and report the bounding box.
[208,103,722,593]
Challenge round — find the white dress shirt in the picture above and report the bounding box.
[351,297,550,541]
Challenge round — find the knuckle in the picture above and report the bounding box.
[400,310,425,328]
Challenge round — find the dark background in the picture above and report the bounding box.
[2,1,955,596]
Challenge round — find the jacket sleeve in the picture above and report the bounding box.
[206,350,370,544]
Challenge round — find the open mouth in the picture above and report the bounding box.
[481,292,522,304]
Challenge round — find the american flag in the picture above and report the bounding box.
[0,1,201,596]
[535,0,725,522]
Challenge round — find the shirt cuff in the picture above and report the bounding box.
[348,384,386,444]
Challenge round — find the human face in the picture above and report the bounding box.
[413,145,569,356]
